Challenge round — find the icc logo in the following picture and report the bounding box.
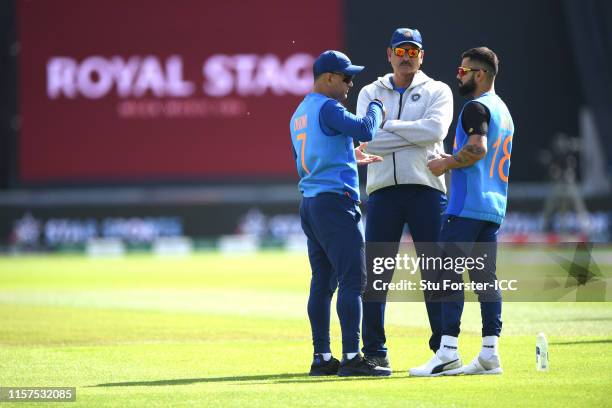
[411,93,421,102]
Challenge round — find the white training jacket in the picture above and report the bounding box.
[357,71,453,195]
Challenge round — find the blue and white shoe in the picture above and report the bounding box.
[409,353,463,377]
[462,355,503,375]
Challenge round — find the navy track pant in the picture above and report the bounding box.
[300,193,366,355]
[439,215,503,338]
[363,184,447,356]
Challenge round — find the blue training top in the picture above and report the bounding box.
[289,93,383,202]
[447,92,515,225]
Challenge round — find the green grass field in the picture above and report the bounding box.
[1,252,611,407]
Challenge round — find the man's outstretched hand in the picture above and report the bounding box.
[355,144,383,166]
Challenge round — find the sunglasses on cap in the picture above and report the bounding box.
[332,72,354,84]
[457,66,488,78]
[393,47,421,58]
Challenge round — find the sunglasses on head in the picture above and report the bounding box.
[393,47,421,58]
[332,72,354,84]
[457,66,488,78]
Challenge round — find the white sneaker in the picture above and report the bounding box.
[409,353,463,377]
[462,354,503,375]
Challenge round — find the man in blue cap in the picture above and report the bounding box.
[290,50,391,377]
[357,28,453,372]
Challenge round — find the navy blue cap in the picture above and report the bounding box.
[313,50,364,77]
[390,28,423,49]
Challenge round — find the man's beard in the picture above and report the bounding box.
[458,78,476,96]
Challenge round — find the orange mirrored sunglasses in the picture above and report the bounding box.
[457,66,488,77]
[393,47,421,58]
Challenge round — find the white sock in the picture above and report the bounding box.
[437,335,459,360]
[321,353,332,361]
[345,352,358,360]
[480,336,499,358]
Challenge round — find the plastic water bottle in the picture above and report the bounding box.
[536,332,549,371]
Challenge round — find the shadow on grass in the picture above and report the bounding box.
[268,376,403,384]
[92,373,309,387]
[551,339,612,346]
[92,372,404,387]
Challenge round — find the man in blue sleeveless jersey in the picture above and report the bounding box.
[410,47,514,376]
[290,50,391,377]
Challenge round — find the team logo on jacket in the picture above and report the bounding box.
[411,93,421,101]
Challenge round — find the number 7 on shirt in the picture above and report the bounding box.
[297,133,310,174]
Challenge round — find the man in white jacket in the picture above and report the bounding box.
[358,28,453,371]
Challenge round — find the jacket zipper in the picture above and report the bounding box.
[392,91,405,185]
